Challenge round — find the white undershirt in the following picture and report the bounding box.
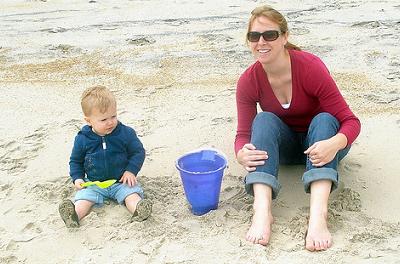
[281,102,290,109]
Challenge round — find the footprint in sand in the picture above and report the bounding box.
[342,160,362,173]
[198,33,234,44]
[347,216,400,253]
[41,27,68,33]
[211,117,234,126]
[198,94,216,103]
[140,175,182,204]
[21,222,42,234]
[5,240,18,251]
[62,118,83,131]
[0,227,6,249]
[287,212,308,239]
[290,27,310,36]
[27,183,62,202]
[350,232,387,244]
[0,125,49,174]
[126,36,156,46]
[146,146,168,162]
[60,184,74,200]
[364,50,386,67]
[10,223,42,245]
[47,44,82,56]
[0,255,18,263]
[352,20,382,29]
[134,119,152,137]
[220,185,252,213]
[0,183,12,200]
[330,187,362,212]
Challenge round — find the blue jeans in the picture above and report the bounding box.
[244,112,350,199]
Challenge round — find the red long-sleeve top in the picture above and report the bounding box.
[235,49,361,155]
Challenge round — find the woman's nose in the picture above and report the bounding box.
[258,35,267,43]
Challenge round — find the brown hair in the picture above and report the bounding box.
[81,85,116,116]
[246,5,301,50]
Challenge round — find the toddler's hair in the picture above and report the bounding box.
[81,85,116,116]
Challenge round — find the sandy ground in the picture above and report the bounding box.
[1,0,400,263]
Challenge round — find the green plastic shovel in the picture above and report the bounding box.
[81,179,117,188]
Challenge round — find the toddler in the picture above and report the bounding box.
[59,85,152,227]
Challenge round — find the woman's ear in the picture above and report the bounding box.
[282,31,289,45]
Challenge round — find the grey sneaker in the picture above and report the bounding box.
[59,199,79,228]
[131,199,152,222]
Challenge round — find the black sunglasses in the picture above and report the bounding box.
[247,30,281,42]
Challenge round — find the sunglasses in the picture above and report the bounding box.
[247,30,281,42]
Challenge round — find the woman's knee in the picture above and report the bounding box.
[311,112,339,129]
[308,112,340,141]
[252,112,281,132]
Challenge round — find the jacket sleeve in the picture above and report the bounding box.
[69,135,86,183]
[125,127,145,176]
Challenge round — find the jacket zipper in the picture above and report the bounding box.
[102,136,108,179]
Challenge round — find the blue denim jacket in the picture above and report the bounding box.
[69,122,145,183]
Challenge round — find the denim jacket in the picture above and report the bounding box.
[69,122,145,183]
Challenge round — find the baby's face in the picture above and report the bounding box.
[85,105,118,136]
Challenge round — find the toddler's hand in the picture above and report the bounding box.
[74,179,85,190]
[120,171,137,187]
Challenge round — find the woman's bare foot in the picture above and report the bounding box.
[305,211,332,251]
[246,206,274,246]
[306,179,333,251]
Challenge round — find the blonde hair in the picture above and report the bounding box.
[247,5,301,50]
[81,85,116,116]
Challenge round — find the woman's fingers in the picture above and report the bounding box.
[245,158,266,171]
[304,142,318,154]
[243,143,256,150]
[245,154,267,164]
[251,151,268,157]
[239,144,268,171]
[246,149,268,158]
[245,166,256,172]
[242,144,267,155]
[246,154,268,162]
[308,154,329,167]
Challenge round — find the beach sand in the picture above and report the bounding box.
[0,0,399,263]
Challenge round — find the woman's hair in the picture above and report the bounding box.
[81,85,116,116]
[247,5,301,50]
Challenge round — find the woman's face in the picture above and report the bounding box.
[249,16,288,65]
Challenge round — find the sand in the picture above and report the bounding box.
[0,0,399,263]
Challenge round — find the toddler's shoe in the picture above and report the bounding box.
[131,199,152,222]
[59,199,79,228]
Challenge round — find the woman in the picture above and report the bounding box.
[235,5,360,251]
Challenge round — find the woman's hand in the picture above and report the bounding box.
[304,133,347,167]
[74,178,85,190]
[237,143,268,172]
[120,171,137,187]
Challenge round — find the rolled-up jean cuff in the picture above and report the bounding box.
[244,172,281,199]
[302,168,338,193]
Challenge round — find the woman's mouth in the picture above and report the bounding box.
[258,49,270,54]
